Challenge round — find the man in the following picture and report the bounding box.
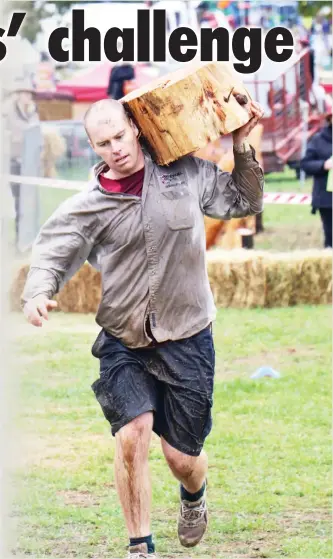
[107,61,135,100]
[301,106,332,248]
[3,77,39,251]
[22,97,264,558]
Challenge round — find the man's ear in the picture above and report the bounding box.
[131,119,139,137]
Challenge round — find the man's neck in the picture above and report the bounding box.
[104,151,145,180]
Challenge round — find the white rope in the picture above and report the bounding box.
[8,174,85,191]
[8,175,312,204]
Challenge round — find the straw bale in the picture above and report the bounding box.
[54,264,101,312]
[263,253,297,308]
[10,250,332,313]
[10,262,101,313]
[290,249,332,306]
[206,250,266,308]
[10,263,30,312]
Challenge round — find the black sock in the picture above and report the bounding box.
[180,480,206,502]
[129,534,155,554]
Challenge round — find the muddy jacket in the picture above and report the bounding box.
[22,147,264,348]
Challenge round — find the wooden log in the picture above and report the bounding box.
[122,61,252,165]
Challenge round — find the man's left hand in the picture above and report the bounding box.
[232,101,265,146]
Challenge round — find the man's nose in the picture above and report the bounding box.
[112,143,121,155]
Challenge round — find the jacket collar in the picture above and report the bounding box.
[87,150,154,193]
[321,124,332,143]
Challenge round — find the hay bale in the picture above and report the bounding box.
[55,264,101,313]
[10,262,101,313]
[10,250,332,313]
[207,250,266,308]
[290,249,332,306]
[10,263,30,311]
[263,253,297,308]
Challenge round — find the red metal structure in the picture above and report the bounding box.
[244,48,325,173]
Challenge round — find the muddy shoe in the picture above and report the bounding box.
[127,542,157,558]
[178,495,208,548]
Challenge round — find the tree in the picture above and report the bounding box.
[298,1,331,18]
[5,1,75,43]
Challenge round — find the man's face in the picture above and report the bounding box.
[18,91,33,105]
[88,109,141,176]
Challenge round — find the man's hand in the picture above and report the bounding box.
[23,295,58,327]
[232,101,265,147]
[324,157,333,171]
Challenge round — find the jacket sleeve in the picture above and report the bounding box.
[197,146,264,219]
[300,138,327,176]
[21,204,93,306]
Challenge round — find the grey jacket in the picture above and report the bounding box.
[22,147,264,348]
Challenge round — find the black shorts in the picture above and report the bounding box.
[91,325,215,456]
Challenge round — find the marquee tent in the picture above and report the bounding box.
[56,62,162,102]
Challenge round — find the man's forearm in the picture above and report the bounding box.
[233,139,251,154]
[231,144,264,215]
[21,268,58,307]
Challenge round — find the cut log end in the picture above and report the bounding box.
[122,62,252,166]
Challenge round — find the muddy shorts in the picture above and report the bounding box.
[91,325,215,456]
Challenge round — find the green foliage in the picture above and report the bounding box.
[298,1,332,18]
[5,1,75,43]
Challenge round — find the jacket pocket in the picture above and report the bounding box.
[160,186,195,230]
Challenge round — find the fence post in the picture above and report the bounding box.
[299,101,309,188]
[18,124,42,252]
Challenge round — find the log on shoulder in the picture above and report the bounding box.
[122,61,252,166]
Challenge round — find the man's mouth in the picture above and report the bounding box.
[115,155,129,164]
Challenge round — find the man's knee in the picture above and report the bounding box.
[161,438,197,478]
[116,412,153,464]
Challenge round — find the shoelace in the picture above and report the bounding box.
[129,554,156,559]
[181,499,206,525]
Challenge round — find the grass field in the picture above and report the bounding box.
[9,306,332,559]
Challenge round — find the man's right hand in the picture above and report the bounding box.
[324,158,332,171]
[23,295,58,327]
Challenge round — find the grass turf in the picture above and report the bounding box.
[9,305,332,558]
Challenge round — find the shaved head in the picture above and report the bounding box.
[84,99,129,139]
[84,98,144,179]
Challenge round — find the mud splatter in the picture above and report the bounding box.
[145,95,163,116]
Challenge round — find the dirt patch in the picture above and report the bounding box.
[57,489,100,508]
[17,433,108,470]
[278,508,332,524]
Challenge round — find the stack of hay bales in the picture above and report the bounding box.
[207,250,266,308]
[10,263,101,313]
[207,249,332,308]
[10,250,332,313]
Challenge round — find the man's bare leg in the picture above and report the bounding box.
[161,437,208,548]
[114,412,153,537]
[161,437,208,492]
